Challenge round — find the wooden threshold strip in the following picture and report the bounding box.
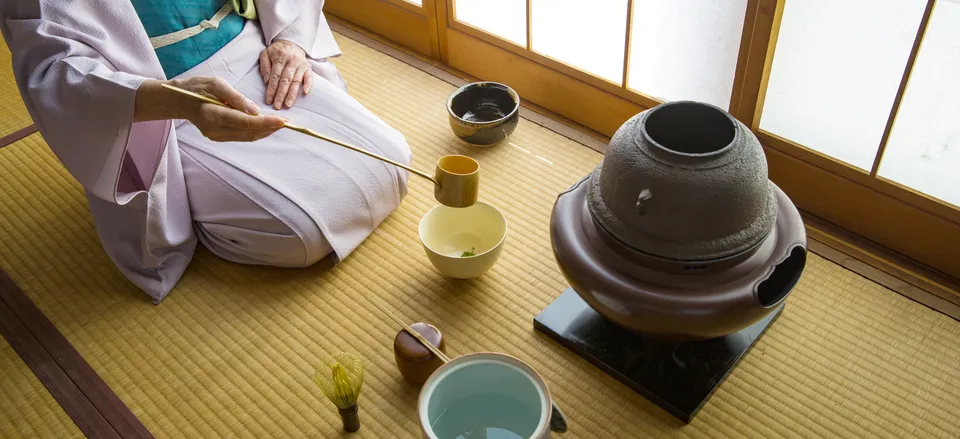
[0,125,37,149]
[0,298,120,439]
[0,269,154,439]
[802,214,960,320]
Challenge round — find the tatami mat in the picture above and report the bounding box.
[0,33,957,438]
[0,35,34,139]
[0,334,84,438]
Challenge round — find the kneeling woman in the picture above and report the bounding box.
[2,0,412,302]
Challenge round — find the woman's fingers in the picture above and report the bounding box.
[303,70,313,95]
[219,108,285,131]
[258,50,271,84]
[261,41,312,109]
[273,62,298,109]
[284,65,309,108]
[198,105,285,141]
[266,59,286,105]
[205,77,259,115]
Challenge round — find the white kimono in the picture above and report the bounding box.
[1,1,412,302]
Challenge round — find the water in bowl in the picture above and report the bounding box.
[431,393,539,439]
[462,103,508,123]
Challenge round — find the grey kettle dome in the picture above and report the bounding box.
[586,101,777,262]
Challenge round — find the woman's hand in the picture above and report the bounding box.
[135,77,287,142]
[259,39,312,110]
[174,77,287,141]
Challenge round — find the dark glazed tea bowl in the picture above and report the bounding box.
[447,82,520,147]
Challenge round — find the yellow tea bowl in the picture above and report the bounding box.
[418,201,507,279]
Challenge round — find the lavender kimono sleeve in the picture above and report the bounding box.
[1,1,196,302]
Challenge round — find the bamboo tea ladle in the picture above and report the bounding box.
[161,83,480,208]
[365,295,570,433]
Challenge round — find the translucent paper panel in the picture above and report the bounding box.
[531,0,629,83]
[404,0,422,6]
[455,0,527,46]
[759,0,927,170]
[880,1,960,207]
[627,0,748,108]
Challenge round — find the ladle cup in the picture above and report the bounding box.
[161,83,480,208]
[433,155,479,208]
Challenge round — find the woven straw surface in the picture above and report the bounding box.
[0,33,957,438]
[0,335,84,438]
[0,36,34,138]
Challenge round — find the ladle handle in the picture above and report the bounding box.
[160,83,440,186]
[283,123,439,185]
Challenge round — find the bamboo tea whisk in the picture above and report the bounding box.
[314,352,365,432]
